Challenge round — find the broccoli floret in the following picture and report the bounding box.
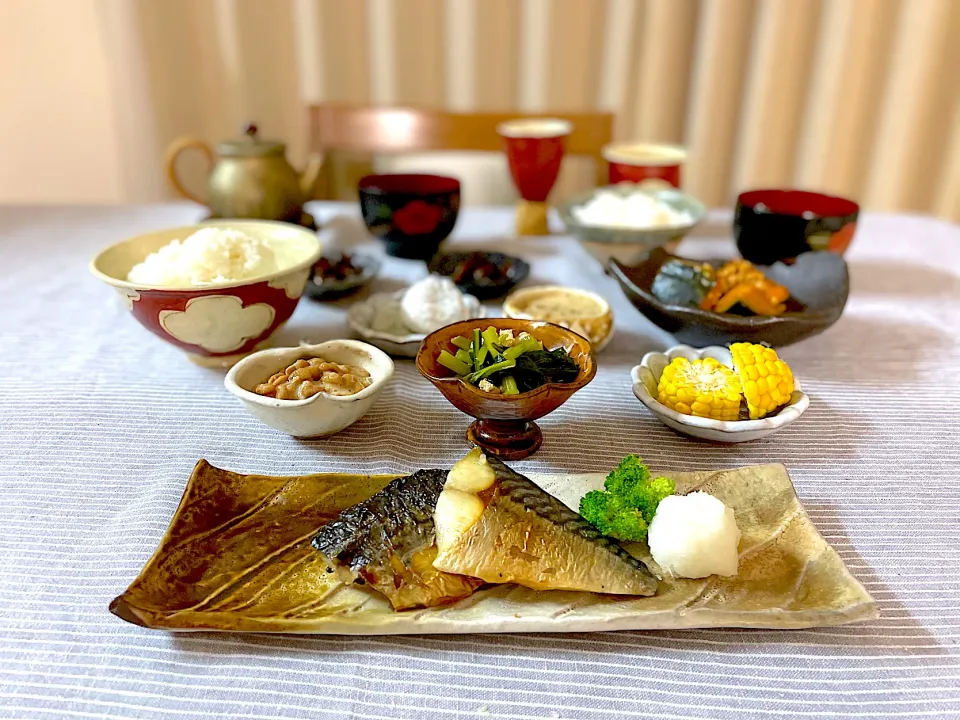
[579,455,675,541]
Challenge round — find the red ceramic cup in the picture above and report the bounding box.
[602,143,687,187]
[497,118,573,202]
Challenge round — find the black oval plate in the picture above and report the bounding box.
[428,251,530,300]
[306,252,381,301]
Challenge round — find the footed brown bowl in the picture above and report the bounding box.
[416,319,596,460]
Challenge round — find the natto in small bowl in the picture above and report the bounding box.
[358,174,460,260]
[225,340,394,438]
[415,318,596,460]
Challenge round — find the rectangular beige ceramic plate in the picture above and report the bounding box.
[110,461,877,634]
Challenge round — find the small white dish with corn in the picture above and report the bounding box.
[631,344,809,443]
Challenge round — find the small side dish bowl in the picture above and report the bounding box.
[502,285,614,352]
[610,247,849,347]
[416,318,597,460]
[558,184,705,267]
[632,345,809,443]
[346,290,484,357]
[224,340,394,437]
[305,252,381,301]
[735,189,859,265]
[427,251,530,300]
[358,174,461,260]
[90,220,322,367]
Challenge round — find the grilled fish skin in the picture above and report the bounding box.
[433,455,659,596]
[312,469,482,610]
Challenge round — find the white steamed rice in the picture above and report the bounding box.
[571,189,694,229]
[127,227,278,286]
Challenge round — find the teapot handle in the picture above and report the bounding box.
[164,137,214,205]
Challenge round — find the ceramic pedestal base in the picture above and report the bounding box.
[515,201,550,236]
[466,419,543,460]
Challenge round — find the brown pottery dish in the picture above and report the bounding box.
[415,319,596,460]
[610,247,849,348]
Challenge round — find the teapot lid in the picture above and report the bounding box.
[217,123,285,158]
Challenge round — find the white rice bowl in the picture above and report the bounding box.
[127,227,278,286]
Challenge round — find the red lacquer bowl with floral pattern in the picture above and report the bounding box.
[358,174,460,260]
[90,220,321,368]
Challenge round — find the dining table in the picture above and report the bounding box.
[1,200,959,720]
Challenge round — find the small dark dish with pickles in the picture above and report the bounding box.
[610,247,849,347]
[428,251,530,300]
[306,252,381,300]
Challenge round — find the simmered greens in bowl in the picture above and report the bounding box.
[436,326,581,395]
[416,319,596,459]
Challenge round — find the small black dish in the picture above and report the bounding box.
[610,247,849,347]
[305,252,381,301]
[427,251,531,300]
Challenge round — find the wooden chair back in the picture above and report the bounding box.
[307,104,614,197]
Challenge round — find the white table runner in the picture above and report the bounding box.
[1,202,958,719]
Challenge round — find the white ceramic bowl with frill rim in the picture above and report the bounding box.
[631,344,809,443]
[225,340,394,437]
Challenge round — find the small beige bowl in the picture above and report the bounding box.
[502,285,614,352]
[224,340,394,437]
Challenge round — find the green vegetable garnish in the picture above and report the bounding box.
[438,350,471,376]
[471,329,482,372]
[437,325,580,394]
[500,375,519,395]
[482,326,501,350]
[451,335,472,351]
[503,337,541,361]
[578,455,675,542]
[465,358,516,385]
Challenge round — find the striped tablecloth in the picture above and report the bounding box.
[2,202,959,719]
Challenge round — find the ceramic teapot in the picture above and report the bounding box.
[164,123,323,223]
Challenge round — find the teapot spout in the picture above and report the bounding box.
[299,153,326,200]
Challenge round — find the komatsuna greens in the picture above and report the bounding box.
[437,326,580,394]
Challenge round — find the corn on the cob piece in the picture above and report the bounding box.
[656,357,742,421]
[729,343,794,419]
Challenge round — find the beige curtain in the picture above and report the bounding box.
[2,0,958,220]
